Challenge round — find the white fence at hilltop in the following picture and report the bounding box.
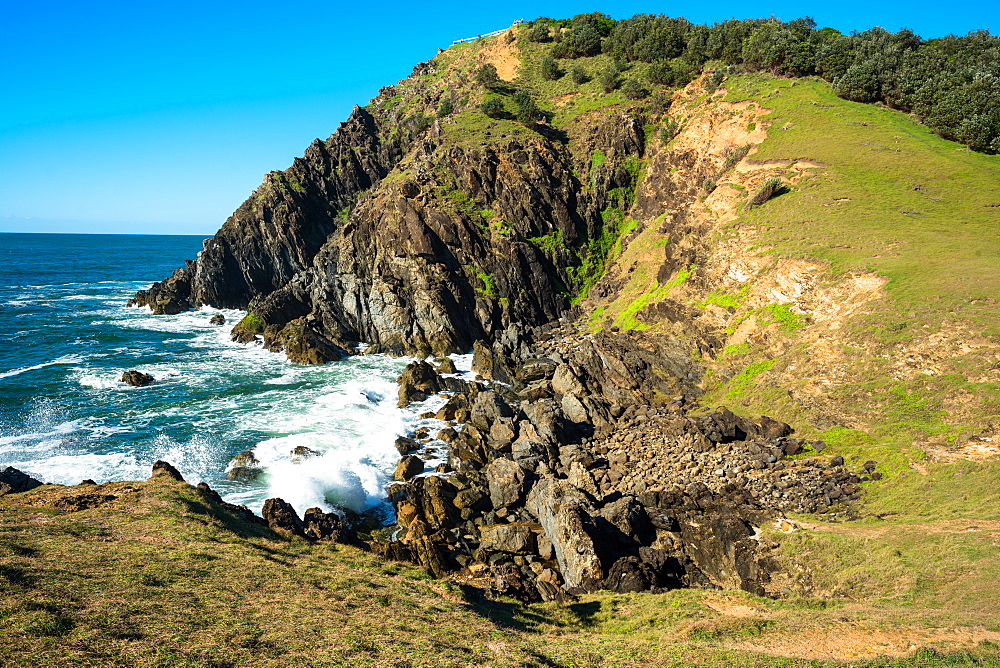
[451,19,524,45]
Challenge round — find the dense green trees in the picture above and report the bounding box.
[528,12,1000,153]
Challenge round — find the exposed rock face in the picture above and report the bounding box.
[262,497,307,538]
[132,54,648,360]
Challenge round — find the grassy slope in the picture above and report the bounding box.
[710,73,1000,447]
[3,479,999,667]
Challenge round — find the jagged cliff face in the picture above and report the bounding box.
[132,24,1000,453]
[131,38,648,358]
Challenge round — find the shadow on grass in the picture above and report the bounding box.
[457,584,603,632]
[0,564,36,588]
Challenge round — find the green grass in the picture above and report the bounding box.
[681,73,1000,446]
[724,74,1000,331]
[6,478,999,667]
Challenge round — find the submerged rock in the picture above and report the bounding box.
[209,313,226,326]
[227,449,263,481]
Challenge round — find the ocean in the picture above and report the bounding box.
[0,233,458,517]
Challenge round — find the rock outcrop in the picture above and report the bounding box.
[132,51,649,360]
[0,467,43,496]
[122,370,155,387]
[376,323,880,601]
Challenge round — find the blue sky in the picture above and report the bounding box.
[2,0,996,235]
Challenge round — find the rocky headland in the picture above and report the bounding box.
[122,17,999,613]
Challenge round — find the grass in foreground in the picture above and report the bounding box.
[3,478,1000,667]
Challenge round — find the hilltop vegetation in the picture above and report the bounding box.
[522,12,1000,153]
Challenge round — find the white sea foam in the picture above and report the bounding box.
[0,354,86,380]
[3,295,425,521]
[12,453,145,486]
[78,374,125,390]
[0,420,85,451]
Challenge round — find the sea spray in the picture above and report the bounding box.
[0,233,464,518]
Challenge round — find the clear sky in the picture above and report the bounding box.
[2,0,996,235]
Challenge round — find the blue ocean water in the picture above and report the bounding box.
[0,233,457,515]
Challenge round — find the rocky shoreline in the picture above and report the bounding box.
[369,320,882,601]
[1,317,883,604]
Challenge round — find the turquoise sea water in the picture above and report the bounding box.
[0,233,456,515]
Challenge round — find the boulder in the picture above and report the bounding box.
[397,361,442,407]
[262,497,306,538]
[605,556,658,593]
[209,313,226,326]
[394,455,425,481]
[526,477,602,589]
[302,507,347,542]
[760,415,793,439]
[402,518,449,577]
[561,394,589,424]
[469,391,514,432]
[435,357,458,374]
[511,440,548,471]
[516,358,557,383]
[551,364,586,396]
[520,400,565,444]
[150,460,184,481]
[484,458,526,508]
[394,436,421,455]
[122,370,155,387]
[478,522,538,554]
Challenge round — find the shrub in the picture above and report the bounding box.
[599,67,620,93]
[541,54,562,81]
[649,90,673,113]
[745,177,783,209]
[528,22,551,42]
[659,118,682,142]
[480,96,505,118]
[723,145,751,170]
[703,178,717,192]
[475,64,501,89]
[570,64,589,84]
[646,61,675,85]
[411,114,432,134]
[437,97,454,118]
[705,70,726,92]
[621,78,650,100]
[513,90,544,123]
